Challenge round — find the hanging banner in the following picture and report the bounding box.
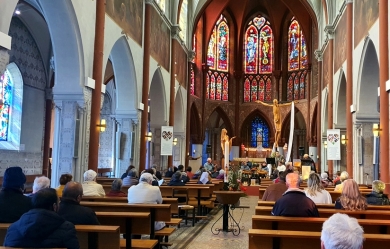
[327,129,341,160]
[286,101,295,162]
[160,126,174,155]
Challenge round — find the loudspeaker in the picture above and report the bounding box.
[298,146,305,157]
[206,145,212,154]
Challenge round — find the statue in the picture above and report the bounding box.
[220,128,235,158]
[256,99,296,148]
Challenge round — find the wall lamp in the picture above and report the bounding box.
[373,123,381,137]
[97,119,106,132]
[323,141,327,149]
[173,137,178,146]
[146,131,153,141]
[341,135,348,145]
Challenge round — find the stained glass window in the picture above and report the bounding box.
[206,14,229,101]
[287,17,308,101]
[190,65,195,95]
[0,71,12,141]
[179,0,188,43]
[243,15,274,102]
[251,116,270,148]
[192,35,196,63]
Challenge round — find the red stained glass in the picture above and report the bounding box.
[207,28,216,69]
[190,66,195,95]
[243,14,273,102]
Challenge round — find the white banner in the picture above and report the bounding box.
[286,101,295,162]
[160,126,174,155]
[327,129,341,160]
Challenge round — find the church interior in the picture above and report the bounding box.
[0,0,389,248]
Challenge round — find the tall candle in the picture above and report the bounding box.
[224,141,229,182]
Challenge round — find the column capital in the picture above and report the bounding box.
[314,49,323,61]
[324,25,335,40]
[171,25,181,39]
[0,48,10,76]
[346,0,353,4]
[45,88,53,100]
[188,51,196,62]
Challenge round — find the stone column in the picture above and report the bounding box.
[325,25,335,177]
[379,0,389,183]
[139,1,153,172]
[346,0,354,178]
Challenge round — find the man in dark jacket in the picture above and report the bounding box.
[262,170,289,201]
[4,188,79,249]
[0,166,32,223]
[272,172,319,217]
[58,181,100,225]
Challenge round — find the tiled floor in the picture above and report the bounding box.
[168,196,258,249]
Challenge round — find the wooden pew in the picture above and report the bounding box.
[252,215,390,234]
[95,212,157,249]
[80,202,175,245]
[258,200,390,210]
[249,229,390,249]
[0,223,121,249]
[255,206,390,219]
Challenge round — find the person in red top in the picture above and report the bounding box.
[107,179,127,197]
[186,166,194,179]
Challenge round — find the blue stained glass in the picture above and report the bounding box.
[0,71,13,141]
[250,116,269,148]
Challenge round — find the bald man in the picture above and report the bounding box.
[57,182,100,225]
[272,173,319,217]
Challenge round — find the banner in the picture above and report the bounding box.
[160,126,174,155]
[327,129,341,160]
[286,101,295,162]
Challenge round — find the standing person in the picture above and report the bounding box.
[82,169,105,197]
[366,180,390,205]
[304,173,332,204]
[321,213,364,249]
[335,179,367,210]
[4,188,79,249]
[0,167,32,223]
[272,172,319,217]
[56,174,73,197]
[128,173,165,231]
[302,154,316,173]
[58,182,100,225]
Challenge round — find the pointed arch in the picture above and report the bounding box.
[335,71,346,127]
[240,110,273,148]
[174,88,185,133]
[149,68,167,128]
[243,14,274,102]
[207,107,233,136]
[190,103,201,144]
[311,103,318,144]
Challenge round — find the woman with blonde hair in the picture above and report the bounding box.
[335,179,367,210]
[366,180,390,205]
[304,173,332,204]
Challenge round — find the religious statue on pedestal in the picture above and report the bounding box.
[256,99,296,148]
[220,128,235,158]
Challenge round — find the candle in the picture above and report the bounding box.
[224,141,229,182]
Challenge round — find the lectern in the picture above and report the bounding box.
[212,191,243,235]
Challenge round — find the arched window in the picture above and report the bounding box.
[178,0,188,43]
[287,17,308,101]
[206,14,229,101]
[243,15,274,102]
[251,116,270,148]
[0,63,23,150]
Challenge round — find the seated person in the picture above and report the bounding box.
[177,165,189,183]
[366,180,390,205]
[186,166,194,179]
[321,213,364,249]
[58,182,100,225]
[272,172,319,217]
[262,170,289,202]
[107,179,127,197]
[197,172,212,184]
[151,165,162,180]
[0,167,32,223]
[193,166,205,179]
[165,166,177,177]
[335,179,367,210]
[203,158,214,172]
[27,176,51,197]
[128,173,165,230]
[320,172,332,188]
[4,188,79,249]
[122,169,139,187]
[82,169,105,197]
[334,171,349,192]
[56,174,73,197]
[142,168,159,186]
[121,165,136,179]
[216,169,225,180]
[168,171,186,186]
